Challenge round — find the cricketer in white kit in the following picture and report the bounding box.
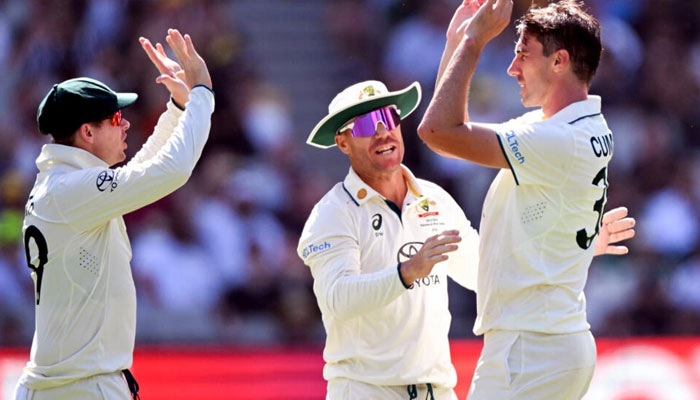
[15,30,213,400]
[300,165,479,397]
[299,80,477,399]
[418,1,634,398]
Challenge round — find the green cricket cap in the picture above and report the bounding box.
[37,77,138,139]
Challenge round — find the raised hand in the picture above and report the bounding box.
[140,29,212,107]
[399,230,462,286]
[594,207,636,256]
[464,0,513,48]
[164,29,212,90]
[447,0,486,41]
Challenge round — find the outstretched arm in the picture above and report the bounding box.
[594,207,636,256]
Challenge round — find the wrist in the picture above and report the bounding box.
[397,263,412,289]
[171,96,185,110]
[462,34,488,50]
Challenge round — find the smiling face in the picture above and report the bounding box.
[335,119,405,181]
[507,32,555,108]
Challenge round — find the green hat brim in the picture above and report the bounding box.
[116,93,138,110]
[307,81,422,149]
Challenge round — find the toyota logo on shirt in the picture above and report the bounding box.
[96,170,119,192]
[397,241,423,263]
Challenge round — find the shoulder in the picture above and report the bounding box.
[303,183,355,228]
[315,182,357,211]
[416,178,455,201]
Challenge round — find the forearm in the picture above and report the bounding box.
[419,36,484,142]
[314,264,406,321]
[435,38,459,94]
[130,100,184,165]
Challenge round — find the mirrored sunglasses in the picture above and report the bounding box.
[339,106,401,137]
[110,110,122,126]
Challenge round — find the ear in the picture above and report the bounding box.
[552,49,570,73]
[76,123,95,144]
[335,130,352,155]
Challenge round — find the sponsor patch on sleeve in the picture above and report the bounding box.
[505,131,525,164]
[301,241,332,259]
[96,170,119,192]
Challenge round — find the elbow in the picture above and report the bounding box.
[173,170,192,188]
[325,296,354,321]
[417,120,436,144]
[418,117,452,147]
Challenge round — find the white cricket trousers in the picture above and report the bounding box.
[13,371,131,400]
[467,330,596,400]
[327,378,458,400]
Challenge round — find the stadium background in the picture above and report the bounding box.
[0,0,698,398]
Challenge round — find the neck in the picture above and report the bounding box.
[356,167,407,206]
[542,80,589,118]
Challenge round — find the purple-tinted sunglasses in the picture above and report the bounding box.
[339,106,401,137]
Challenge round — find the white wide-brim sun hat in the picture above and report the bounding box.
[306,80,422,149]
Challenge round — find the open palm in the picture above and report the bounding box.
[140,36,189,106]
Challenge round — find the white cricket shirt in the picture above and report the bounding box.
[298,165,479,388]
[475,96,613,335]
[20,87,214,389]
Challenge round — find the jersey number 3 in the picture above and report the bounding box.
[576,167,608,250]
[24,225,48,305]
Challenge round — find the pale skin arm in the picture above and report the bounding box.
[436,0,485,96]
[139,29,213,107]
[418,0,512,168]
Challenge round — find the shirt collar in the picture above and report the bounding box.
[342,164,423,207]
[545,95,602,124]
[36,143,109,173]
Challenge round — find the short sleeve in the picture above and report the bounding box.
[494,120,575,187]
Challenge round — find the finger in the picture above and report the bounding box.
[155,74,176,85]
[434,244,460,254]
[428,254,450,263]
[156,42,167,58]
[607,217,636,233]
[183,34,200,59]
[167,29,189,61]
[433,235,462,246]
[604,245,629,256]
[608,229,635,244]
[426,231,458,243]
[483,0,496,10]
[602,207,628,224]
[494,0,508,10]
[140,37,169,74]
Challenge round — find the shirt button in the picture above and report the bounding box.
[357,189,367,199]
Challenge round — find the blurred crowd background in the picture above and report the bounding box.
[0,0,698,347]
